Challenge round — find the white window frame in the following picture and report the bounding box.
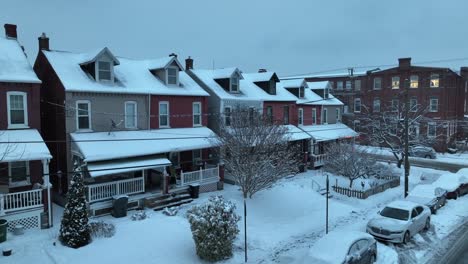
[354,80,361,91]
[322,108,328,124]
[124,101,137,129]
[96,60,113,83]
[373,98,381,112]
[353,120,360,132]
[337,81,343,90]
[298,108,304,125]
[76,100,91,131]
[8,161,30,187]
[230,75,239,93]
[312,108,317,125]
[159,101,170,128]
[391,76,400,89]
[410,97,418,112]
[430,74,440,88]
[324,88,329,99]
[166,66,179,86]
[427,122,436,138]
[354,98,361,113]
[336,108,341,122]
[345,81,351,90]
[192,149,202,164]
[224,106,232,126]
[410,75,419,88]
[429,97,438,112]
[192,102,202,127]
[7,91,29,129]
[373,77,382,90]
[299,86,305,98]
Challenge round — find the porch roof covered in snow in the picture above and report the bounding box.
[0,129,52,162]
[300,123,357,142]
[70,127,218,163]
[86,156,171,178]
[284,125,312,141]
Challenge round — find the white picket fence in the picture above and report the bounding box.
[87,177,145,203]
[180,166,220,186]
[0,189,44,215]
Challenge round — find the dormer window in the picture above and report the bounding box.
[97,61,112,81]
[324,88,329,99]
[299,86,305,98]
[230,76,239,93]
[167,67,179,85]
[269,79,276,95]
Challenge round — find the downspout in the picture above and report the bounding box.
[148,93,151,130]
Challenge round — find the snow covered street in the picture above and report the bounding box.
[0,166,467,264]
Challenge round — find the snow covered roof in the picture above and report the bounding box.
[241,72,298,102]
[43,50,208,96]
[87,156,171,177]
[0,129,52,162]
[79,47,120,66]
[280,78,307,88]
[211,67,242,79]
[308,231,374,264]
[70,127,218,162]
[0,36,41,83]
[300,123,357,142]
[284,125,311,141]
[386,200,420,211]
[147,56,183,71]
[306,81,332,90]
[190,69,258,101]
[242,71,278,82]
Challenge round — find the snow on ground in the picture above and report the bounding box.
[0,166,466,264]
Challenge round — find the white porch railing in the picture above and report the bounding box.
[180,166,220,186]
[87,177,145,203]
[312,154,327,167]
[0,189,44,215]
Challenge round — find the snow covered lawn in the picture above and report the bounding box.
[0,166,466,264]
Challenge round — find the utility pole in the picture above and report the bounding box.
[404,78,410,197]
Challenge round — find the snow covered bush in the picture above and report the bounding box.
[187,196,240,262]
[59,165,91,248]
[162,206,178,216]
[89,221,116,238]
[131,210,148,221]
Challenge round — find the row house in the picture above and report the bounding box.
[304,58,467,151]
[34,35,221,215]
[0,24,52,230]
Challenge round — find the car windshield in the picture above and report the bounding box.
[380,207,409,220]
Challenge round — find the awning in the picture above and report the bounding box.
[301,123,358,142]
[86,156,171,178]
[284,125,312,141]
[0,129,52,162]
[70,127,218,162]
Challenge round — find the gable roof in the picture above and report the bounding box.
[280,78,307,88]
[307,81,332,90]
[243,71,279,83]
[0,36,41,83]
[79,47,120,66]
[241,72,297,102]
[147,56,183,71]
[211,67,243,79]
[43,50,208,96]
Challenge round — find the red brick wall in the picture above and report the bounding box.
[298,105,321,126]
[150,95,208,129]
[263,101,297,125]
[0,82,41,130]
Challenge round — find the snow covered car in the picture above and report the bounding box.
[305,231,377,264]
[408,146,436,159]
[432,173,468,199]
[366,200,431,244]
[406,184,447,214]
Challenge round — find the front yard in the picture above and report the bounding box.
[1,166,467,264]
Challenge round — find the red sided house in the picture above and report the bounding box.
[0,24,52,230]
[34,35,221,216]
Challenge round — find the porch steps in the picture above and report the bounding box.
[153,198,194,211]
[144,189,194,210]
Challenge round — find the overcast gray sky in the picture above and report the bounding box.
[2,0,468,76]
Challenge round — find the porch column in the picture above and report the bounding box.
[163,167,170,194]
[42,159,52,228]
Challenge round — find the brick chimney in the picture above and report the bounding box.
[185,56,193,70]
[258,68,267,73]
[460,67,468,80]
[4,24,17,39]
[169,52,177,58]
[398,57,411,70]
[38,32,49,51]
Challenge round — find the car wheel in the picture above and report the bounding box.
[424,155,431,159]
[424,218,431,231]
[403,231,411,244]
[370,254,376,263]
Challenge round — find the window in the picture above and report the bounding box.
[410,124,420,138]
[224,107,231,126]
[230,76,239,92]
[97,61,111,81]
[416,206,424,215]
[283,106,289,125]
[8,161,30,187]
[353,120,360,132]
[344,105,349,113]
[337,81,343,90]
[266,106,273,124]
[322,108,328,124]
[269,79,276,95]
[427,122,436,137]
[299,86,305,98]
[354,80,361,91]
[169,152,180,167]
[345,81,352,90]
[159,102,169,128]
[429,97,438,112]
[430,74,440,88]
[410,75,419,88]
[373,98,381,112]
[167,67,178,85]
[248,107,255,124]
[410,97,418,112]
[336,108,341,122]
[392,76,400,89]
[411,209,418,219]
[373,77,382,90]
[124,101,137,129]
[392,99,399,112]
[354,98,361,113]
[192,149,202,165]
[7,91,28,128]
[312,108,317,125]
[298,108,303,125]
[324,88,329,99]
[193,102,202,126]
[76,101,91,130]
